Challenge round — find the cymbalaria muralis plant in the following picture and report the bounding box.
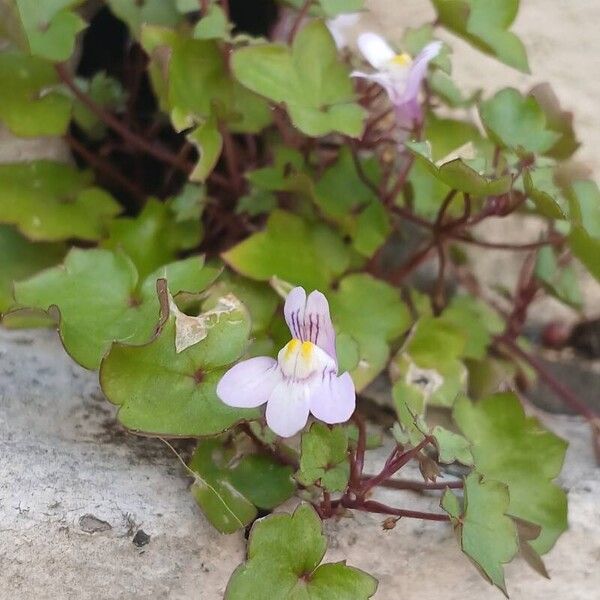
[1,0,598,597]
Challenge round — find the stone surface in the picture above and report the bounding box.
[1,328,599,599]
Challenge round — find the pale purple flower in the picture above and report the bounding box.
[217,287,355,438]
[327,13,361,49]
[352,32,442,129]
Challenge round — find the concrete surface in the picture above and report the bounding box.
[1,328,599,599]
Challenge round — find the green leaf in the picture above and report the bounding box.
[480,88,561,154]
[15,249,218,369]
[193,3,231,40]
[101,283,258,435]
[535,246,582,308]
[0,161,120,242]
[315,147,389,257]
[523,168,566,219]
[528,83,579,160]
[298,423,349,492]
[0,225,65,315]
[442,473,518,594]
[330,274,410,390]
[231,20,365,137]
[187,116,223,182]
[223,210,350,291]
[431,425,473,465]
[189,439,295,533]
[453,393,568,554]
[567,179,600,239]
[107,0,181,37]
[0,52,72,137]
[568,226,600,281]
[432,0,529,72]
[405,141,511,197]
[11,0,86,61]
[103,199,203,280]
[283,0,365,17]
[225,504,377,599]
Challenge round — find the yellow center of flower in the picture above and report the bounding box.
[278,338,334,381]
[391,52,412,67]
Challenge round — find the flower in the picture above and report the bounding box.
[217,287,355,438]
[352,32,442,129]
[327,13,361,49]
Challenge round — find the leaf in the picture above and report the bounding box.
[453,393,568,554]
[432,0,529,72]
[14,249,218,369]
[405,141,511,197]
[188,439,295,533]
[0,225,65,315]
[479,88,561,154]
[0,161,121,242]
[568,226,600,281]
[193,3,231,40]
[225,504,377,599]
[0,52,72,137]
[535,246,582,308]
[442,473,518,594]
[314,147,389,257]
[567,179,600,239]
[103,198,203,280]
[10,0,86,61]
[107,0,182,37]
[231,20,365,137]
[187,116,223,182]
[330,274,410,390]
[101,283,258,436]
[222,210,350,291]
[298,423,349,492]
[528,83,579,160]
[432,425,473,465]
[523,168,566,219]
[283,0,365,17]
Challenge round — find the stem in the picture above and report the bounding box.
[349,141,380,199]
[220,126,244,195]
[219,0,230,18]
[342,497,450,522]
[350,413,367,490]
[288,0,312,43]
[360,476,463,492]
[387,242,436,285]
[55,64,192,175]
[65,134,146,205]
[434,190,458,229]
[360,436,434,496]
[452,235,556,251]
[199,0,210,13]
[240,423,299,469]
[432,242,447,314]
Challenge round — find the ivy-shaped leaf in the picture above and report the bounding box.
[568,226,600,282]
[284,0,365,17]
[225,504,377,599]
[535,246,582,309]
[0,225,65,315]
[101,283,258,436]
[453,393,568,554]
[188,439,295,534]
[193,3,231,40]
[405,141,511,197]
[10,0,86,61]
[106,0,182,37]
[330,274,410,391]
[297,423,349,492]
[0,52,72,137]
[442,473,518,594]
[0,161,121,242]
[232,20,365,137]
[222,210,350,291]
[479,88,561,154]
[567,179,600,239]
[523,167,566,219]
[432,0,529,72]
[14,249,219,369]
[102,198,203,280]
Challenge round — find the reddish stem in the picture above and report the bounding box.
[288,0,312,43]
[360,476,463,492]
[350,413,367,490]
[341,497,450,522]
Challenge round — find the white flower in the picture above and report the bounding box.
[327,13,361,49]
[217,287,355,438]
[352,32,442,128]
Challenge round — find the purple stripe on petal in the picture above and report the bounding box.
[305,290,337,363]
[309,371,356,424]
[402,41,442,105]
[217,356,280,408]
[265,381,311,438]
[284,286,306,340]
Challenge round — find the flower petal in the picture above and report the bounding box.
[304,290,337,363]
[284,286,306,340]
[403,41,443,103]
[357,32,396,69]
[217,356,280,408]
[351,70,398,104]
[327,13,360,49]
[309,371,356,424]
[265,380,311,438]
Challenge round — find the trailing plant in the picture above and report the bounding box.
[1,0,597,596]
